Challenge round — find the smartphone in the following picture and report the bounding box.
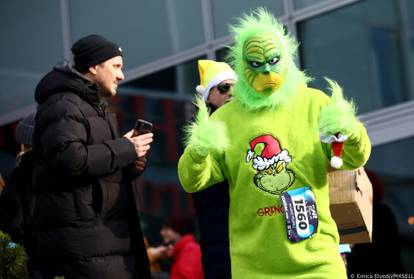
[133,119,153,136]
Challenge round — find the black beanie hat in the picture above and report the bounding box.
[71,34,123,73]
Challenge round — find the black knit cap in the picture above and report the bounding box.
[71,34,123,73]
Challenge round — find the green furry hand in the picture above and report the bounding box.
[318,79,359,138]
[184,96,229,159]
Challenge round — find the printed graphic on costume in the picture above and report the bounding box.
[246,134,295,195]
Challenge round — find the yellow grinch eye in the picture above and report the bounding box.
[266,168,273,175]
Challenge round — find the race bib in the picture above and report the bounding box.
[280,186,318,242]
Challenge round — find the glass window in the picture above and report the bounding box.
[411,36,414,100]
[211,0,284,38]
[407,0,414,101]
[298,0,408,114]
[119,58,202,98]
[0,0,63,118]
[366,137,414,272]
[294,0,328,10]
[69,0,204,70]
[408,0,414,31]
[216,47,232,63]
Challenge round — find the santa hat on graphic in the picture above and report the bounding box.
[246,135,291,170]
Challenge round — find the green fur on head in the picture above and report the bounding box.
[318,78,359,136]
[184,96,229,157]
[229,7,311,111]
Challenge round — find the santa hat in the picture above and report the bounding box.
[246,135,291,170]
[196,60,237,100]
[320,133,348,169]
[331,141,344,168]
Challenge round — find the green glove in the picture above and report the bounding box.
[184,96,229,159]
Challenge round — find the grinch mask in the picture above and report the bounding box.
[229,8,310,110]
[243,33,286,94]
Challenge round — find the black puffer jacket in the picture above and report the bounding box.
[32,62,151,279]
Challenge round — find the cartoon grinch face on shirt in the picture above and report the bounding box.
[246,134,295,195]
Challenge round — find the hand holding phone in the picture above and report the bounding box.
[133,119,153,137]
[123,119,153,158]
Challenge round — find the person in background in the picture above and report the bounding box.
[191,60,236,279]
[32,34,153,278]
[144,237,169,278]
[0,112,38,276]
[195,60,236,111]
[160,215,204,279]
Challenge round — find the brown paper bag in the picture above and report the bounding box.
[328,167,373,244]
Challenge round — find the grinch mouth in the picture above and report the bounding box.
[263,83,277,89]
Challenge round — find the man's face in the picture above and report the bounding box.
[207,79,235,109]
[92,56,124,97]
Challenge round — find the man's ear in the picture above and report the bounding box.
[89,65,98,75]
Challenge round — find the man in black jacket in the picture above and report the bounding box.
[32,34,153,279]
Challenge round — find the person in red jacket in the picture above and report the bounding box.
[160,215,204,279]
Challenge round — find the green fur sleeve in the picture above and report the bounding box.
[178,96,228,193]
[178,148,225,193]
[317,79,372,169]
[320,124,371,170]
[183,96,229,156]
[338,122,371,169]
[318,79,359,136]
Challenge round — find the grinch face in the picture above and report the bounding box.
[254,161,295,195]
[243,32,286,94]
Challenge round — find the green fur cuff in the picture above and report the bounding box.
[318,78,359,136]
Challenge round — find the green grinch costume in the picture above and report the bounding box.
[178,8,371,279]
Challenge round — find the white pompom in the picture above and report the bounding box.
[330,156,343,169]
[196,85,204,94]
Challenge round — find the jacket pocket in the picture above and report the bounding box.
[73,183,102,220]
[99,181,129,219]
